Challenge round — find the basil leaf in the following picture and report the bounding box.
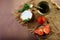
[23,18,30,23]
[18,3,30,13]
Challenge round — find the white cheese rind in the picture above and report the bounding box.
[20,10,32,21]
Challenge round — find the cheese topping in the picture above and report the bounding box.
[20,10,32,21]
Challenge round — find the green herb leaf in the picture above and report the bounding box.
[18,3,30,13]
[23,18,30,23]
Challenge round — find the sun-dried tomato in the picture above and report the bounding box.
[37,16,46,24]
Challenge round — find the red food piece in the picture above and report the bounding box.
[43,24,50,34]
[37,16,46,24]
[34,24,50,36]
[34,28,44,36]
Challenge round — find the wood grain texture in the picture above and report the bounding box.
[14,0,60,40]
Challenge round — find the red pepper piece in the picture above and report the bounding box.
[34,28,44,36]
[43,24,50,34]
[37,16,46,24]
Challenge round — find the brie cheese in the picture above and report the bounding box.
[20,10,32,22]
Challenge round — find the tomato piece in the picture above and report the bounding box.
[43,24,50,34]
[45,24,49,28]
[34,28,44,36]
[37,16,46,24]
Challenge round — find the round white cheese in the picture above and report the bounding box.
[20,10,32,21]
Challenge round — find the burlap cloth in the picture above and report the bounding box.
[14,0,60,40]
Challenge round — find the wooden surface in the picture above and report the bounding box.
[37,0,60,40]
[0,0,60,40]
[33,0,60,40]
